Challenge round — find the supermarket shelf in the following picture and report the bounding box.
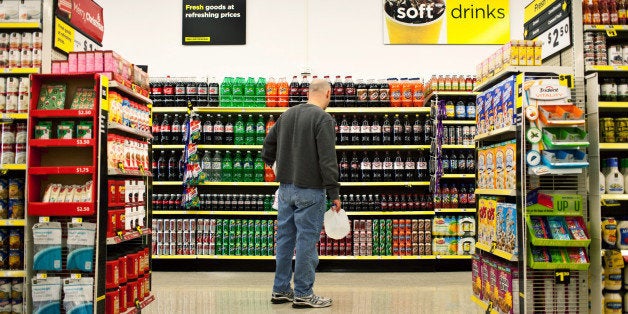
[151,255,197,260]
[199,182,280,187]
[197,145,262,150]
[108,122,153,139]
[601,194,628,202]
[152,255,443,260]
[586,65,628,72]
[152,107,189,113]
[0,22,41,29]
[194,107,288,113]
[109,80,152,104]
[441,174,476,179]
[474,189,517,196]
[122,294,155,314]
[441,144,474,149]
[599,143,628,150]
[153,210,278,216]
[106,228,152,245]
[434,208,477,213]
[475,242,518,261]
[0,113,27,120]
[340,181,430,187]
[30,109,95,118]
[424,91,479,104]
[474,125,517,141]
[29,166,95,175]
[584,24,628,31]
[319,255,437,260]
[475,66,572,92]
[471,295,498,314]
[0,67,39,74]
[326,107,430,114]
[108,168,153,177]
[441,120,477,125]
[436,255,472,260]
[28,202,94,216]
[29,139,95,147]
[198,255,276,260]
[0,270,25,278]
[0,164,26,171]
[335,145,430,150]
[153,181,184,186]
[0,219,25,227]
[152,145,185,149]
[598,102,628,109]
[348,211,435,216]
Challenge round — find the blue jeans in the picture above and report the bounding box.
[273,183,326,297]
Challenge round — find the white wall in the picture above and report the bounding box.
[101,0,524,79]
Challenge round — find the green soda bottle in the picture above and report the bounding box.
[254,152,264,182]
[232,151,243,182]
[232,77,245,107]
[243,151,254,182]
[220,77,233,107]
[221,151,233,182]
[256,77,266,107]
[255,115,265,145]
[244,115,255,145]
[244,77,256,107]
[234,114,245,145]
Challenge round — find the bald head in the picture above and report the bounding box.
[308,78,331,109]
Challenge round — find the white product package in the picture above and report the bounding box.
[323,208,350,240]
[66,223,96,272]
[63,277,94,314]
[32,276,61,314]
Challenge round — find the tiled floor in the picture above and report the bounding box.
[144,271,473,313]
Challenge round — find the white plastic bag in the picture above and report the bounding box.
[324,208,350,239]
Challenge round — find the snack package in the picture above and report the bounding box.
[70,87,95,109]
[549,247,569,263]
[547,216,571,240]
[37,83,67,110]
[76,121,93,139]
[531,217,550,239]
[34,121,52,139]
[531,246,551,262]
[57,121,75,139]
[565,217,588,240]
[568,247,589,264]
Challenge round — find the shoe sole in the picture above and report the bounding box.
[292,302,332,308]
[271,298,293,304]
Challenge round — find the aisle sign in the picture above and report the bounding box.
[182,0,246,45]
[54,17,101,53]
[383,0,510,45]
[524,0,572,60]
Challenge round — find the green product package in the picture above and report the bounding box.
[70,87,95,109]
[34,121,52,139]
[37,83,67,110]
[57,121,75,139]
[76,121,93,139]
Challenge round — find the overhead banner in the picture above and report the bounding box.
[182,0,246,45]
[383,0,510,45]
[524,0,572,60]
[56,0,104,44]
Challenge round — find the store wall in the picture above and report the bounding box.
[101,0,524,78]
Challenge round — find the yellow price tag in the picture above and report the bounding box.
[39,217,50,223]
[71,218,83,223]
[36,273,47,279]
[607,29,618,37]
[136,226,143,234]
[71,273,81,279]
[558,75,574,88]
[117,231,124,240]
[117,162,125,172]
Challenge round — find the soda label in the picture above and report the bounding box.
[394,161,404,170]
[383,161,393,170]
[225,125,233,133]
[214,125,224,133]
[418,161,427,170]
[361,161,371,170]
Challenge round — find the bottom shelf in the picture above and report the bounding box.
[152,255,472,260]
[122,294,155,314]
[471,295,498,314]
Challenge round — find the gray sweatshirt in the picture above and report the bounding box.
[262,103,340,200]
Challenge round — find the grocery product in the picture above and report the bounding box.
[37,83,67,110]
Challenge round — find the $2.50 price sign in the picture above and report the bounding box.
[537,16,571,60]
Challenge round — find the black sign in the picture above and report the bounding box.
[524,0,571,40]
[555,270,571,285]
[182,0,246,45]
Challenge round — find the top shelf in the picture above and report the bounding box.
[0,22,42,29]
[424,91,479,104]
[192,107,431,114]
[474,66,573,92]
[109,81,152,105]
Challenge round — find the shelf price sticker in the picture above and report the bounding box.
[555,270,570,284]
[36,273,47,279]
[77,110,92,116]
[76,139,91,145]
[490,241,497,254]
[71,273,81,279]
[606,25,618,37]
[136,226,143,234]
[75,167,90,174]
[117,162,125,173]
[75,206,90,213]
[486,300,494,314]
[39,217,50,223]
[71,218,83,223]
[117,231,124,240]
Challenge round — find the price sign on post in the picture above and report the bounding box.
[539,17,572,60]
[523,0,572,61]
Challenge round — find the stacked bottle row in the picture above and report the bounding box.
[338,151,428,182]
[149,77,219,107]
[152,113,274,145]
[435,150,477,174]
[582,0,627,25]
[424,75,477,95]
[333,114,432,145]
[152,193,276,212]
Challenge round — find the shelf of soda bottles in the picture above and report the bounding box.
[194,107,288,114]
[470,295,499,314]
[474,189,517,197]
[196,145,262,150]
[106,228,153,245]
[152,254,470,260]
[0,164,26,171]
[152,107,190,113]
[474,66,573,92]
[152,210,279,216]
[441,174,475,179]
[0,113,27,120]
[152,181,431,187]
[0,219,25,227]
[0,270,25,277]
[474,242,518,262]
[122,294,156,314]
[29,138,95,148]
[327,107,431,114]
[340,182,430,187]
[0,67,39,75]
[0,22,41,29]
[109,80,152,104]
[598,102,628,109]
[441,145,474,149]
[108,121,153,140]
[441,120,476,125]
[347,211,435,216]
[599,143,628,150]
[434,208,477,213]
[335,145,430,150]
[423,91,480,105]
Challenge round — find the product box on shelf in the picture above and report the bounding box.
[496,202,518,256]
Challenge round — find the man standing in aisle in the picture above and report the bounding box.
[262,78,341,309]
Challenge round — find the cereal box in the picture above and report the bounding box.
[498,263,519,314]
[494,142,506,189]
[501,76,516,127]
[485,145,496,189]
[534,41,542,66]
[494,83,504,129]
[476,93,486,134]
[488,259,499,304]
[485,88,495,132]
[481,258,491,301]
[478,197,488,244]
[504,140,517,189]
[486,197,498,245]
[472,254,483,299]
[477,147,486,189]
[518,40,527,66]
[526,41,535,66]
[509,40,519,66]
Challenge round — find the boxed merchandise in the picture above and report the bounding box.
[496,202,518,256]
[70,87,95,109]
[501,76,516,128]
[57,121,75,139]
[432,237,458,255]
[477,147,486,189]
[497,263,519,314]
[487,259,499,303]
[472,254,482,298]
[76,121,93,139]
[504,140,516,189]
[494,143,505,189]
[485,88,495,132]
[485,145,495,189]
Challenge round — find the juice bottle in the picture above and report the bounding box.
[389,79,402,107]
[277,78,289,107]
[619,0,627,24]
[265,77,278,107]
[610,0,619,24]
[265,115,276,134]
[601,0,610,24]
[412,78,424,107]
[584,0,592,24]
[593,0,602,24]
[401,79,413,107]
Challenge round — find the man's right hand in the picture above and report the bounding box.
[331,199,341,212]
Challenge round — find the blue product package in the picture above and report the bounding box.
[63,277,94,314]
[501,75,516,127]
[32,222,62,271]
[494,82,504,129]
[66,222,96,272]
[476,93,486,134]
[32,277,61,314]
[485,89,494,132]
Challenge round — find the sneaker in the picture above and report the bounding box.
[271,291,294,304]
[292,294,332,308]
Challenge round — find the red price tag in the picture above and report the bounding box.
[76,139,91,145]
[75,206,90,213]
[77,110,92,116]
[75,167,90,174]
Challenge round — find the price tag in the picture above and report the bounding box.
[36,273,47,279]
[117,162,125,172]
[490,241,497,254]
[77,110,92,116]
[117,231,124,240]
[39,217,50,223]
[135,299,141,310]
[555,270,571,284]
[136,226,143,234]
[606,27,618,37]
[76,206,90,213]
[486,301,494,314]
[138,164,145,174]
[76,139,91,145]
[71,218,83,223]
[538,16,571,59]
[71,273,81,279]
[75,167,90,174]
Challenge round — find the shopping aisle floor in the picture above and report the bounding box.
[144,271,472,313]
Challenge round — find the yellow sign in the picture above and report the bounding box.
[525,0,560,23]
[184,37,211,43]
[54,17,74,53]
[384,0,510,44]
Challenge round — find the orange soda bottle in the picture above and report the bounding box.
[412,78,424,107]
[389,79,402,107]
[265,78,278,107]
[401,79,413,107]
[277,78,289,107]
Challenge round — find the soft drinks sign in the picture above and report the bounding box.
[57,0,104,44]
[383,0,510,44]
